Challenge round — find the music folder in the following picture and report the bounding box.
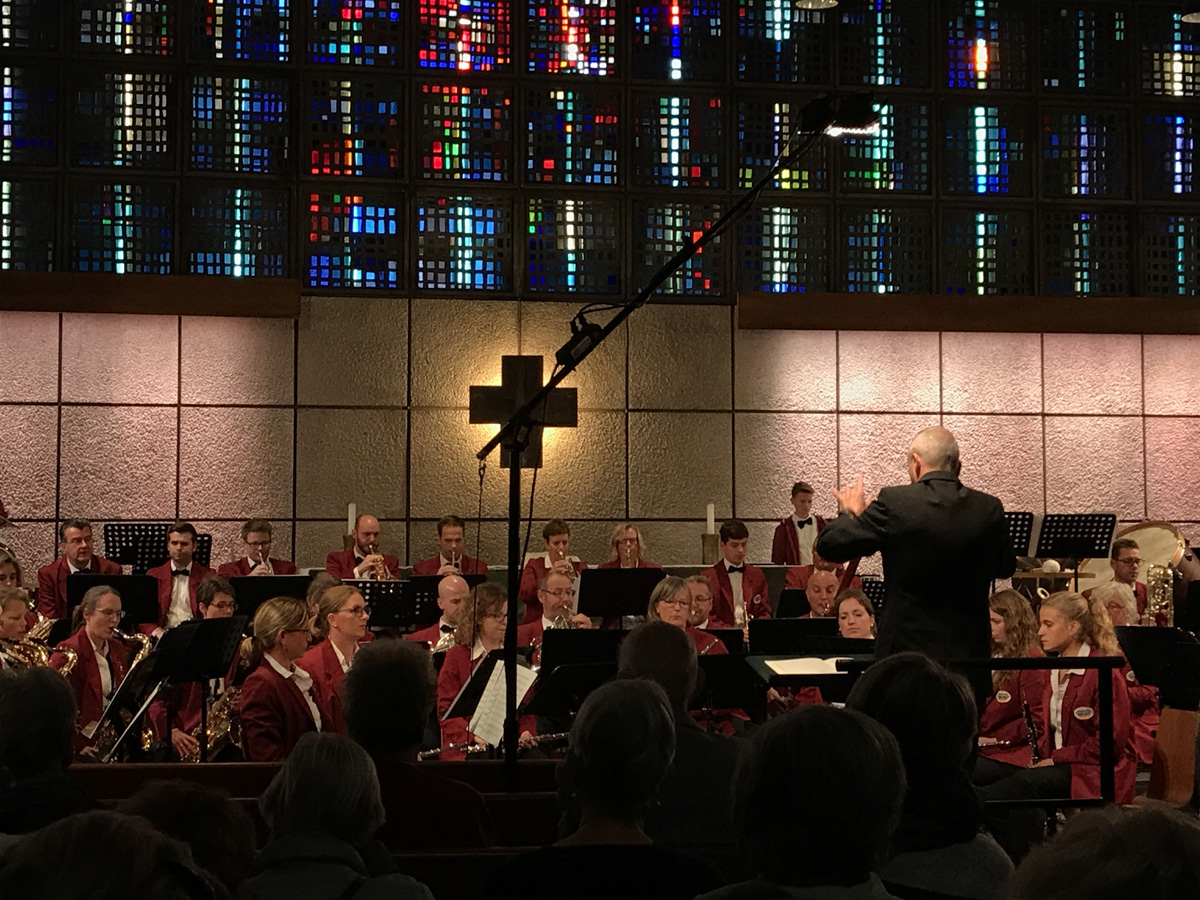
[576,568,666,620]
[776,588,812,618]
[67,573,159,626]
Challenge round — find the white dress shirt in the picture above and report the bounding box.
[331,641,351,674]
[266,654,323,731]
[1049,643,1091,750]
[724,561,747,628]
[164,564,193,629]
[793,514,817,566]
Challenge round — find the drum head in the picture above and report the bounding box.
[1077,520,1184,586]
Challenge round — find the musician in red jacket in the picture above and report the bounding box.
[685,574,728,630]
[410,515,487,576]
[36,518,122,620]
[297,585,367,703]
[785,545,864,592]
[49,584,130,753]
[216,518,297,578]
[406,573,471,647]
[325,514,401,580]
[771,481,828,566]
[647,576,727,657]
[597,523,662,570]
[1092,581,1160,766]
[518,519,587,623]
[702,519,771,628]
[238,595,340,762]
[514,571,594,667]
[145,522,215,637]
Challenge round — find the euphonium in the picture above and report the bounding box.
[0,637,77,675]
[1145,563,1174,627]
[180,685,243,764]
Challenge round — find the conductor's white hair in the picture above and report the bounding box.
[910,426,960,473]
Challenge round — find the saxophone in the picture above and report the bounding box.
[1145,563,1174,627]
[93,629,155,758]
[180,685,243,764]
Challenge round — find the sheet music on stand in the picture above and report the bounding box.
[470,661,537,747]
[1005,512,1035,558]
[1035,513,1117,590]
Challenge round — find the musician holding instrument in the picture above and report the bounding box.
[647,576,726,657]
[685,575,724,629]
[36,518,121,620]
[517,571,594,654]
[297,585,368,702]
[702,519,771,629]
[519,519,587,623]
[49,585,130,753]
[217,518,297,578]
[325,513,401,580]
[597,523,662,570]
[410,515,488,576]
[1082,538,1148,619]
[406,573,470,648]
[803,569,839,618]
[0,586,29,644]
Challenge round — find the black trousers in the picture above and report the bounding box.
[980,763,1072,862]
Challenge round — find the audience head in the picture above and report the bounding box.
[790,480,815,518]
[646,575,690,628]
[436,573,470,625]
[566,679,675,824]
[352,514,381,555]
[1039,591,1119,656]
[0,810,227,900]
[685,574,714,626]
[259,733,385,845]
[610,522,646,565]
[1109,538,1141,585]
[0,585,30,640]
[538,570,576,621]
[239,518,273,563]
[1090,581,1138,629]
[118,780,256,894]
[342,639,436,761]
[59,517,96,567]
[305,571,341,616]
[618,620,698,716]
[456,582,507,649]
[846,652,977,785]
[542,518,571,558]
[1012,806,1200,900]
[908,426,960,481]
[0,547,23,586]
[168,522,199,566]
[196,576,236,620]
[74,585,122,639]
[836,589,876,638]
[436,514,465,559]
[732,705,905,887]
[0,665,77,777]
[719,519,749,565]
[806,569,839,617]
[243,595,311,668]
[313,584,368,644]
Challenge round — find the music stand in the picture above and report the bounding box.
[576,568,666,622]
[538,628,625,677]
[103,522,169,568]
[228,575,312,628]
[130,529,214,574]
[395,574,486,632]
[1116,626,1200,711]
[690,656,766,724]
[704,628,745,654]
[349,580,409,631]
[776,588,811,618]
[1035,513,1117,592]
[749,617,838,654]
[444,651,513,722]
[98,647,165,763]
[1005,511,1035,558]
[522,662,616,721]
[67,574,159,627]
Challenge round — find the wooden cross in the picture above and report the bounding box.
[469,356,578,468]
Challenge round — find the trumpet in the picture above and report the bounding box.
[367,544,395,581]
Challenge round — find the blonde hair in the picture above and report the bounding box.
[646,576,688,621]
[1089,582,1138,627]
[0,586,30,613]
[608,522,647,562]
[1040,591,1120,657]
[989,589,1040,689]
[71,585,119,633]
[454,582,506,648]
[241,596,310,669]
[313,585,362,640]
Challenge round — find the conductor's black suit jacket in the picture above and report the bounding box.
[816,471,1017,663]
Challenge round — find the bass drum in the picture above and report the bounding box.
[1077,520,1185,588]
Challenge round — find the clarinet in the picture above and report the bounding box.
[1022,701,1043,764]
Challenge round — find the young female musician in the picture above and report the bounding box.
[836,589,877,639]
[238,595,341,762]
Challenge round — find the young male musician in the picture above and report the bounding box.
[325,514,401,580]
[217,519,297,578]
[410,515,487,576]
[146,522,215,637]
[771,481,828,566]
[702,519,771,627]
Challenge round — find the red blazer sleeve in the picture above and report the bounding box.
[411,557,439,576]
[746,566,772,619]
[274,559,298,575]
[519,560,543,622]
[325,550,352,578]
[771,520,792,566]
[37,560,63,619]
[98,557,122,576]
[216,560,245,579]
[784,567,806,591]
[1122,663,1159,716]
[238,666,291,762]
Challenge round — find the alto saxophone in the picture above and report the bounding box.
[181,685,243,764]
[93,629,155,757]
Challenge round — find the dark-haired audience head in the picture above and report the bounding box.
[0,666,77,778]
[1012,806,1200,900]
[259,732,385,846]
[733,705,905,887]
[118,780,256,894]
[0,810,228,900]
[342,639,436,761]
[168,521,199,567]
[618,620,698,717]
[845,651,977,785]
[196,576,236,619]
[566,679,675,824]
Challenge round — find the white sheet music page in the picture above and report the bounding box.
[469,661,537,747]
[765,657,851,676]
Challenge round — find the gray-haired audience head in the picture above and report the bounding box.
[259,733,385,845]
[733,705,905,887]
[1012,806,1200,900]
[909,425,960,478]
[617,620,697,716]
[0,666,78,778]
[567,679,675,822]
[341,639,436,760]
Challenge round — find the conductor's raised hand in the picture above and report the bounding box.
[832,476,868,516]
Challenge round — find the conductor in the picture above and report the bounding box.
[816,426,1016,692]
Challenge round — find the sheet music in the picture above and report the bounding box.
[766,657,851,676]
[469,661,537,747]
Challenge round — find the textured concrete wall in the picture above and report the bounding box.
[2,303,1198,574]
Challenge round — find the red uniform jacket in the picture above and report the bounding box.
[1122,661,1160,767]
[596,558,663,570]
[297,638,349,702]
[784,564,864,592]
[37,556,123,620]
[406,620,455,646]
[771,516,828,566]
[702,562,771,626]
[238,657,341,762]
[436,644,536,760]
[518,556,588,623]
[687,626,728,656]
[146,561,217,631]
[1037,663,1135,803]
[50,627,129,751]
[325,548,401,580]
[216,557,297,578]
[411,554,488,576]
[978,650,1046,767]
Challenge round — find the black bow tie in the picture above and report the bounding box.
[796,517,813,527]
[173,569,190,578]
[727,565,745,574]
[440,624,454,633]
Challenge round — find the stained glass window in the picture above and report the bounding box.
[631,2,724,81]
[308,1,403,66]
[73,71,174,169]
[632,94,723,188]
[419,83,511,181]
[192,76,289,174]
[76,1,174,56]
[737,1,833,84]
[1142,214,1199,296]
[418,1,511,71]
[1144,113,1194,196]
[737,205,828,293]
[188,186,289,277]
[841,102,930,193]
[527,198,619,293]
[1042,111,1128,197]
[0,179,55,269]
[309,78,402,177]
[417,195,511,290]
[843,206,932,293]
[527,88,619,185]
[1141,8,1198,97]
[941,209,1033,295]
[71,181,174,273]
[942,103,1029,194]
[736,98,827,191]
[838,0,930,88]
[0,1,59,49]
[1041,211,1130,296]
[308,189,403,288]
[633,202,723,295]
[1039,5,1128,94]
[1,66,58,166]
[193,0,291,61]
[947,0,1029,91]
[528,1,617,76]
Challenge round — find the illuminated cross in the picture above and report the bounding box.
[469,356,578,469]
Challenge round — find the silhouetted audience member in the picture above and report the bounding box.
[1011,807,1200,900]
[0,667,92,838]
[697,704,905,900]
[497,679,721,900]
[245,733,433,900]
[341,638,496,849]
[845,652,1013,900]
[118,779,257,895]
[0,810,229,900]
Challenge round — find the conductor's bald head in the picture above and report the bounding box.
[908,426,960,482]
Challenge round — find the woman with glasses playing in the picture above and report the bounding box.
[647,576,727,657]
[298,585,369,705]
[239,595,343,762]
[50,584,130,754]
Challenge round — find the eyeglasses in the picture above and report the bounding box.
[542,588,575,599]
[209,601,237,612]
[616,537,638,546]
[246,539,272,548]
[96,608,124,619]
[659,599,690,609]
[1115,556,1141,565]
[339,604,370,618]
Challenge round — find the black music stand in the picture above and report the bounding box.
[1035,513,1117,592]
[397,574,486,632]
[704,628,745,654]
[1116,626,1200,711]
[860,577,886,614]
[576,568,666,622]
[155,617,247,761]
[690,656,767,724]
[1005,511,1035,558]
[129,529,214,574]
[98,646,165,763]
[538,628,625,677]
[776,588,811,618]
[350,580,410,631]
[228,574,312,628]
[749,617,838,654]
[522,662,616,722]
[67,573,159,627]
[103,522,169,568]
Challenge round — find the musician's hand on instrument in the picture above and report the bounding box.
[832,476,867,516]
[472,734,490,749]
[550,558,574,577]
[171,728,200,759]
[355,554,384,578]
[79,746,99,758]
[977,736,1000,747]
[519,731,535,748]
[248,564,271,577]
[569,613,593,629]
[437,563,460,576]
